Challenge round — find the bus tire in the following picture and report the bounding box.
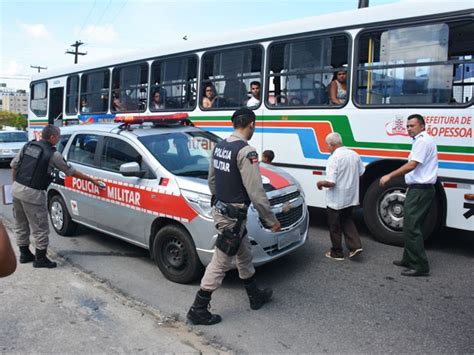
[153,225,204,284]
[363,177,439,246]
[49,195,77,236]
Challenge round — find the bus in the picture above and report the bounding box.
[28,1,473,246]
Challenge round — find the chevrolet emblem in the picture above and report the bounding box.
[282,202,292,213]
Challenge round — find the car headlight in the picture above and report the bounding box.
[181,189,213,220]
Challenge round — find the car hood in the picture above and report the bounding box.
[0,142,26,150]
[174,163,297,195]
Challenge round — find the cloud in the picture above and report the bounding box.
[2,60,25,76]
[81,25,118,44]
[19,23,50,39]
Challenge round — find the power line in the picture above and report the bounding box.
[78,0,98,37]
[109,0,129,25]
[0,75,31,80]
[89,0,113,37]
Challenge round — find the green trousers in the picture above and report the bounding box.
[402,186,434,273]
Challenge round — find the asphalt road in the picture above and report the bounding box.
[1,166,473,353]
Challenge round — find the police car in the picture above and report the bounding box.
[47,114,309,283]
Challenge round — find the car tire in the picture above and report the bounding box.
[363,177,440,246]
[49,194,77,236]
[153,224,204,284]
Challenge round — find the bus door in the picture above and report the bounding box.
[48,87,64,126]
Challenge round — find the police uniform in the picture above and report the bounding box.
[187,113,279,326]
[400,131,438,274]
[200,131,278,291]
[11,140,76,252]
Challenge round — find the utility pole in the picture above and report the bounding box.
[65,40,87,64]
[30,65,47,73]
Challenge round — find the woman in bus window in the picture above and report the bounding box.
[151,90,165,110]
[202,83,218,108]
[112,94,126,112]
[329,70,347,105]
[80,98,90,113]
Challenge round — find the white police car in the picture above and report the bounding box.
[48,114,309,283]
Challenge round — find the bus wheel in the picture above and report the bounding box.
[153,225,203,284]
[49,195,77,236]
[363,177,439,246]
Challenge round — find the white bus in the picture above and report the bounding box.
[28,1,473,246]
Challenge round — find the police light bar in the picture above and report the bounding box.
[114,113,190,124]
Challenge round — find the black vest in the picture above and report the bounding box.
[15,140,55,191]
[213,139,250,204]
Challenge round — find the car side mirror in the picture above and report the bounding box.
[119,162,145,178]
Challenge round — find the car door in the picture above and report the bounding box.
[93,135,157,244]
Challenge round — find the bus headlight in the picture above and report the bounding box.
[181,189,213,220]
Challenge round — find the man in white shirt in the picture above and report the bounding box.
[380,114,437,277]
[317,133,365,260]
[246,81,261,108]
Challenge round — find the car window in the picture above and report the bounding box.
[57,134,71,153]
[67,134,99,167]
[138,131,220,176]
[100,137,142,172]
[0,132,28,143]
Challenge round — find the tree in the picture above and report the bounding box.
[0,111,27,130]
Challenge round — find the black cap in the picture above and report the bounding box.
[231,107,256,128]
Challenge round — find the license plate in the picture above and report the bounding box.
[278,229,301,250]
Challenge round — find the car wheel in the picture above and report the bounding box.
[363,177,440,246]
[49,195,77,236]
[153,224,203,284]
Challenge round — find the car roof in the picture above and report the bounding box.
[59,123,209,138]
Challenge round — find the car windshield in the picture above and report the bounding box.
[138,131,221,177]
[0,132,28,143]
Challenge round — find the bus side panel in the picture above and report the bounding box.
[444,184,474,231]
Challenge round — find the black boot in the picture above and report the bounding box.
[19,246,35,264]
[243,275,273,310]
[186,289,222,325]
[33,249,57,269]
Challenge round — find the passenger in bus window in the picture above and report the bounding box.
[202,83,217,108]
[151,90,165,110]
[80,98,90,113]
[329,70,347,105]
[247,81,261,108]
[112,94,126,112]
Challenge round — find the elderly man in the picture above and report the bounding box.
[317,132,365,260]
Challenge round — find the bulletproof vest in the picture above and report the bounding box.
[213,139,250,204]
[15,140,55,191]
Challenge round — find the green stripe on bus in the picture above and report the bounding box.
[190,115,473,154]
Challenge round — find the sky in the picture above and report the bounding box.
[0,0,402,90]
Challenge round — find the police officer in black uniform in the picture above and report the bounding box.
[11,125,103,268]
[187,108,281,325]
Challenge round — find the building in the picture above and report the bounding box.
[0,85,29,115]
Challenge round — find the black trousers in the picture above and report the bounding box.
[327,206,362,255]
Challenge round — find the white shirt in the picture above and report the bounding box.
[405,131,438,185]
[246,96,260,108]
[325,146,365,210]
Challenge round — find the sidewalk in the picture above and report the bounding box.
[0,218,220,354]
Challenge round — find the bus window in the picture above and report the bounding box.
[267,35,349,108]
[356,20,474,106]
[111,62,148,113]
[80,70,110,114]
[150,55,197,111]
[30,81,47,117]
[66,75,79,115]
[201,46,263,109]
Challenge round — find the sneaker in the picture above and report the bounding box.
[325,250,344,261]
[349,248,363,259]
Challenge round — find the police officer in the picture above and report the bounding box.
[11,125,103,269]
[187,108,281,326]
